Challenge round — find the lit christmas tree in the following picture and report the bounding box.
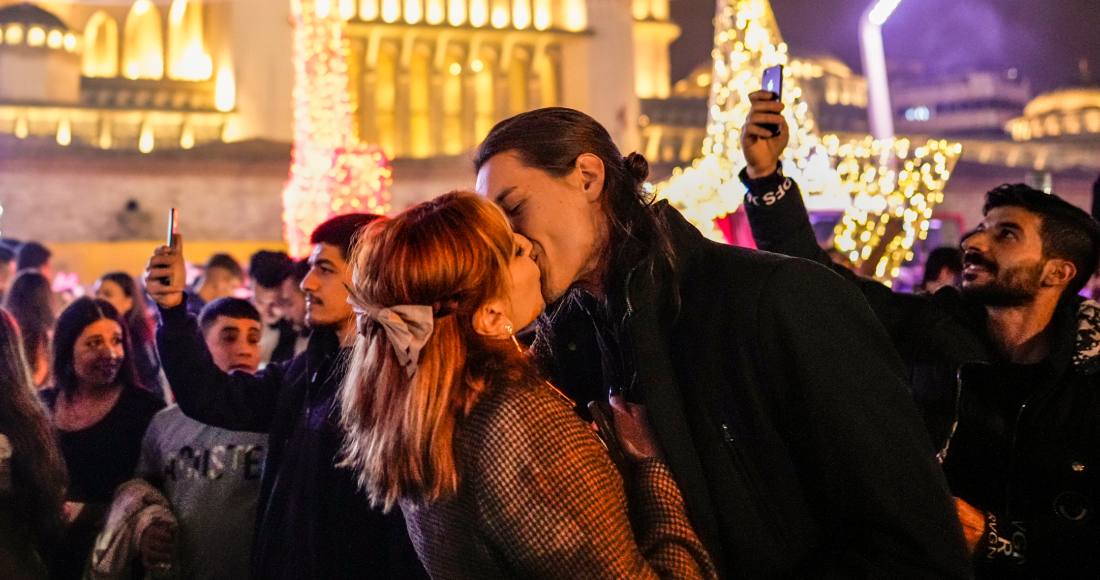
[282,0,392,257]
[654,0,959,284]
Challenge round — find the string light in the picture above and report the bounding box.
[283,0,393,258]
[653,0,960,283]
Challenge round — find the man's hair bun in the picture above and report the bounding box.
[623,152,650,185]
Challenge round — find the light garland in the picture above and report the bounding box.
[283,0,393,258]
[653,0,960,283]
[827,136,960,283]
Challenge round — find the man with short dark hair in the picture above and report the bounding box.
[144,214,428,580]
[137,297,267,580]
[270,258,310,364]
[248,250,294,366]
[187,253,244,316]
[16,241,51,280]
[742,92,1100,578]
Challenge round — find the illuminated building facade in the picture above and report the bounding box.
[892,71,1030,138]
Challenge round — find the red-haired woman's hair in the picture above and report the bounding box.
[340,191,538,511]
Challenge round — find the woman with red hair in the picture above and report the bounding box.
[340,191,716,579]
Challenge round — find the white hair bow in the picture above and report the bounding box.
[346,293,435,378]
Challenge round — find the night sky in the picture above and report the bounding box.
[669,0,1100,95]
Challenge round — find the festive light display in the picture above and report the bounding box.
[827,135,960,281]
[283,0,393,257]
[654,0,960,283]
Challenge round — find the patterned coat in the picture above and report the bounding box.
[401,381,719,580]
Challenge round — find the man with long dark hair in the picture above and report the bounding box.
[474,107,972,579]
[144,216,427,580]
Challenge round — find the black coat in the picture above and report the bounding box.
[538,202,973,579]
[156,299,428,580]
[744,168,1100,578]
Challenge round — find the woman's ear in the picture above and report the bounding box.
[472,299,514,339]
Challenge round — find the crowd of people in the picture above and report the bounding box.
[0,95,1097,580]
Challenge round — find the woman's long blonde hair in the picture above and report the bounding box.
[340,191,537,511]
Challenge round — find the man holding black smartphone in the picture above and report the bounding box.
[144,215,428,580]
[742,89,1100,579]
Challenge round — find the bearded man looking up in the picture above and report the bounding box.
[741,91,1100,579]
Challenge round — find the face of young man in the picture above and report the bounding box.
[279,276,308,331]
[251,284,283,327]
[300,243,354,329]
[204,316,262,373]
[960,206,1052,307]
[476,152,605,305]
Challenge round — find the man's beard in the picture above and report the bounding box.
[961,254,1045,307]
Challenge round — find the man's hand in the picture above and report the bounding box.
[610,395,666,463]
[955,496,985,555]
[139,520,175,571]
[144,234,186,310]
[741,90,791,179]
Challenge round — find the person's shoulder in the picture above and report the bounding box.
[464,380,576,449]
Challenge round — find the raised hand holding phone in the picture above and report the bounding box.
[144,211,186,310]
[741,67,791,179]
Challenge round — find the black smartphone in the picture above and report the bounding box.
[159,208,178,286]
[587,400,630,471]
[760,64,784,137]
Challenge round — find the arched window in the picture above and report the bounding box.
[408,48,431,157]
[83,11,118,77]
[375,46,397,158]
[123,0,164,80]
[167,0,211,80]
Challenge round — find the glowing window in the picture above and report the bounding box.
[123,0,165,80]
[470,0,488,26]
[167,0,211,80]
[512,0,530,28]
[448,0,466,25]
[361,0,380,20]
[562,0,585,31]
[426,0,444,23]
[83,12,119,78]
[27,27,44,47]
[404,0,422,23]
[382,0,400,22]
[533,0,551,29]
[490,0,509,27]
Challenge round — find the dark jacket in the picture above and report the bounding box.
[743,168,1100,578]
[156,298,428,580]
[538,201,973,580]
